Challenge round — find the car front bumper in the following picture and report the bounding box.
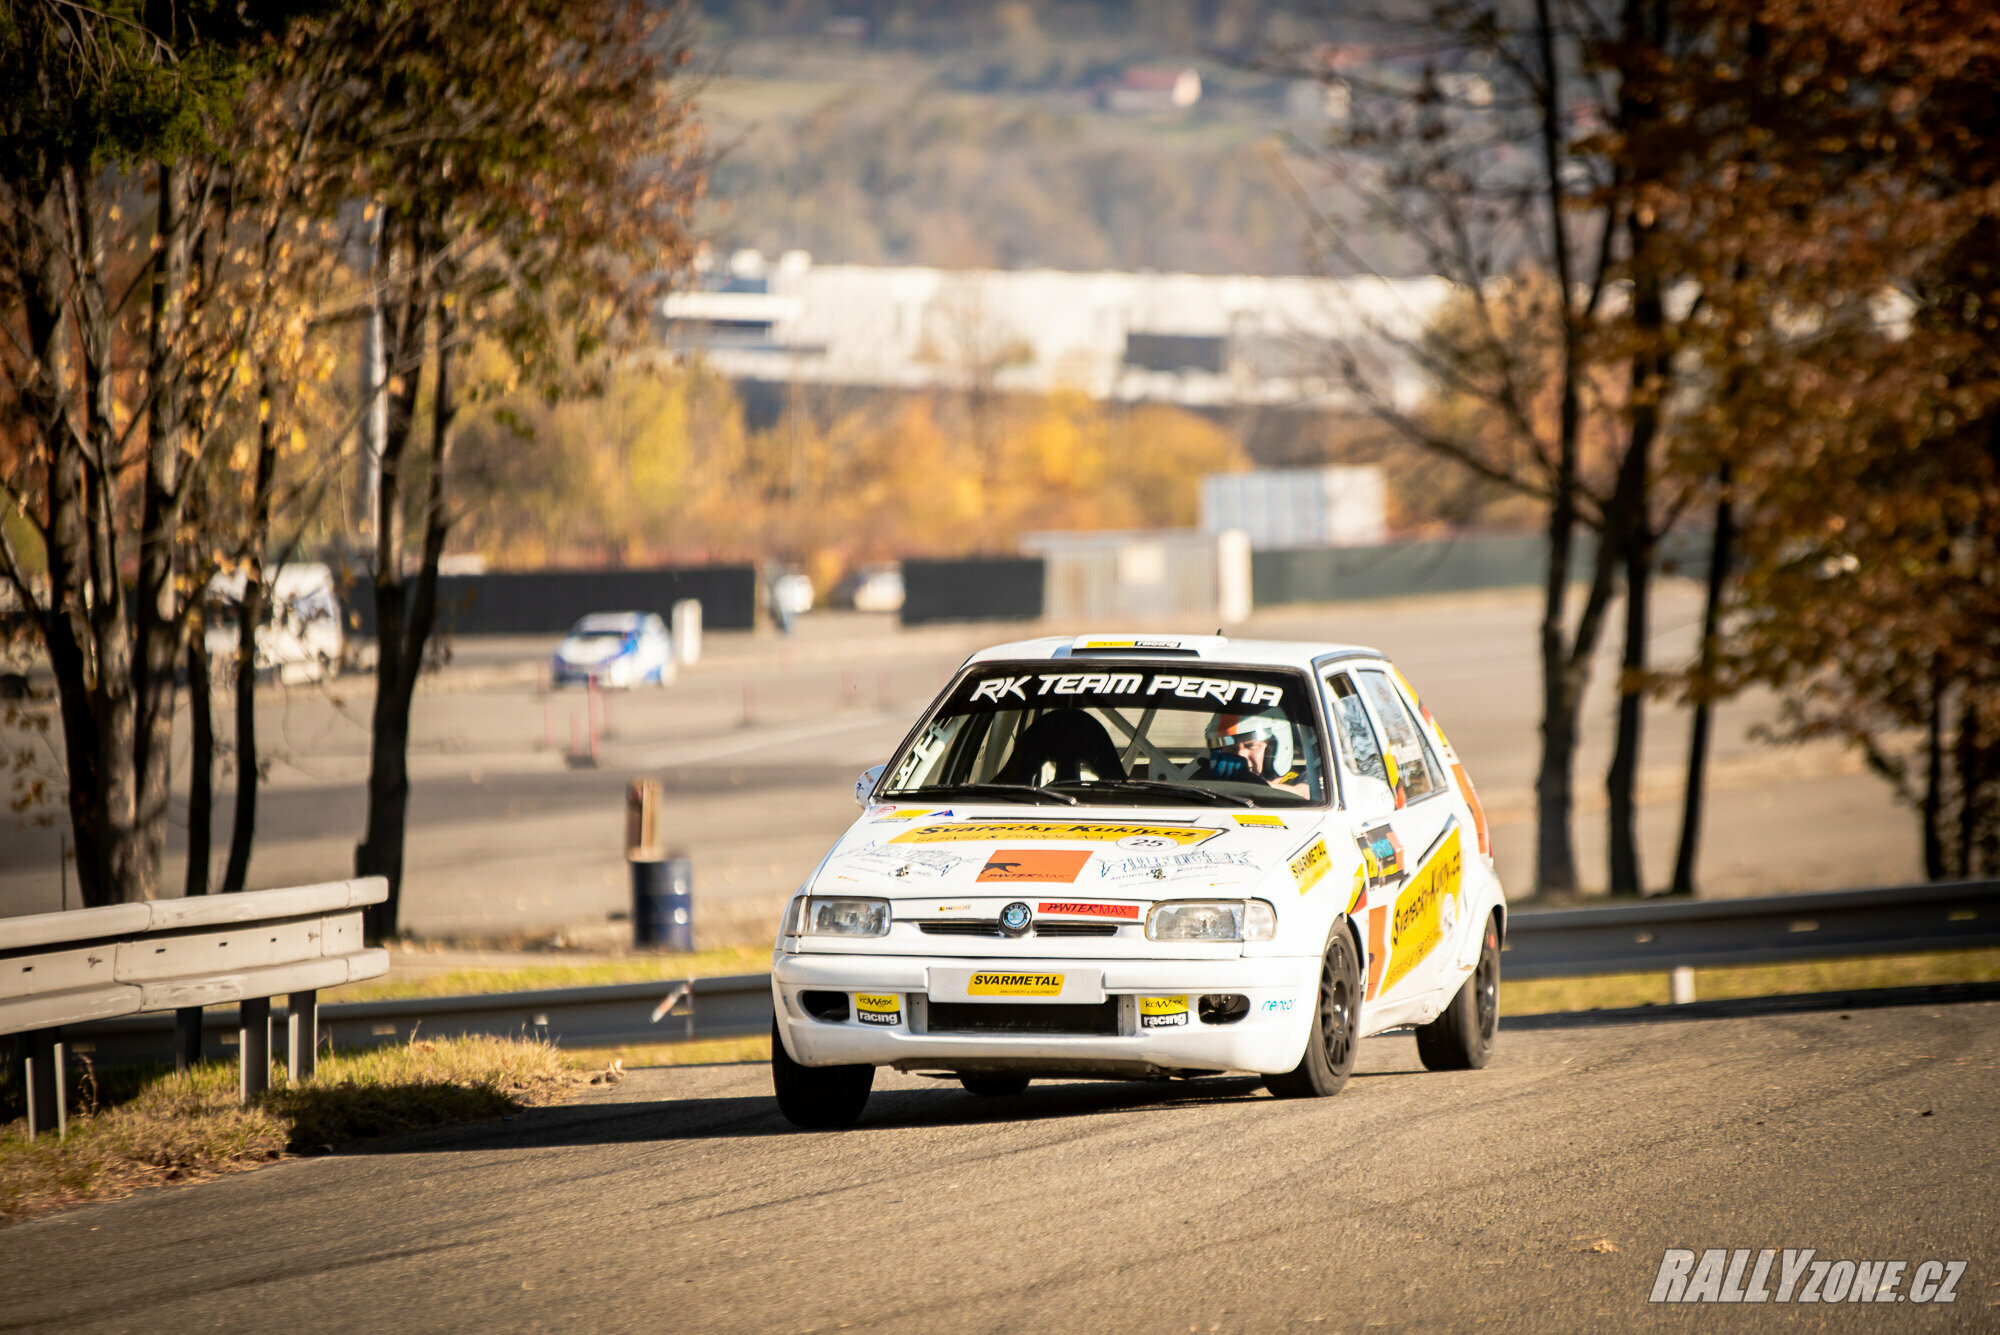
[772,950,1319,1077]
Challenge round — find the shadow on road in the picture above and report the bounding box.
[344,1073,1286,1154]
[1503,979,2000,1031]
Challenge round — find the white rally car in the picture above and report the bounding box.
[770,633,1506,1128]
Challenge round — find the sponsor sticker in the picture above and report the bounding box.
[872,807,945,823]
[855,993,902,1026]
[1096,848,1257,882]
[834,845,970,880]
[1233,813,1286,828]
[969,972,1065,997]
[892,822,1216,847]
[1116,833,1183,849]
[978,849,1093,883]
[1140,995,1189,1028]
[1356,822,1405,886]
[1650,1249,1964,1305]
[1289,838,1331,895]
[1036,901,1141,920]
[967,673,1283,708]
[1379,824,1463,994]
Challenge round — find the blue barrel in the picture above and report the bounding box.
[632,855,694,950]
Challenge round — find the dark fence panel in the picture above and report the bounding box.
[1253,530,1713,607]
[900,557,1046,626]
[344,565,758,636]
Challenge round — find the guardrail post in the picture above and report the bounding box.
[175,1006,203,1071]
[1670,967,1696,1005]
[21,1028,66,1138]
[240,997,272,1101]
[287,990,317,1082]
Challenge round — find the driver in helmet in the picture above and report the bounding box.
[1196,709,1308,797]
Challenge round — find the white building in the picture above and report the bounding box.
[1201,466,1388,550]
[658,251,1451,410]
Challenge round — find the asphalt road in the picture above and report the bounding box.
[6,998,1994,1334]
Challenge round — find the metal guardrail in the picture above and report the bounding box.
[2,878,390,1136]
[34,878,2000,1104]
[61,972,775,1067]
[1500,877,2000,979]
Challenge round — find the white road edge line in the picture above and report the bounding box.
[633,711,902,770]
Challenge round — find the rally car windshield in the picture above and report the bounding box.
[881,662,1328,808]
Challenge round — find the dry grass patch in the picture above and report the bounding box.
[1,1036,596,1224]
[1502,947,2000,1015]
[331,944,770,1003]
[567,1033,773,1070]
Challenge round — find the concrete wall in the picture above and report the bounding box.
[343,565,759,636]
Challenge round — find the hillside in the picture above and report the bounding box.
[691,1,1382,276]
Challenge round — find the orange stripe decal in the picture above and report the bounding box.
[1365,904,1388,1000]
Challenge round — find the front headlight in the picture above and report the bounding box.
[1146,899,1278,943]
[802,896,891,937]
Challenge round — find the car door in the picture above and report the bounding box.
[1325,667,1463,1010]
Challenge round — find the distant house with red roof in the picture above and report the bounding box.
[1101,66,1202,113]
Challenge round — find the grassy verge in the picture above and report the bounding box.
[1502,947,2000,1015]
[330,944,770,1003]
[1,1036,600,1224]
[567,1034,773,1070]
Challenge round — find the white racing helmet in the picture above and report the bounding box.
[1206,708,1294,777]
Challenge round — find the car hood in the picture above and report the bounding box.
[809,803,1324,901]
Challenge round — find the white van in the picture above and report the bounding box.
[206,563,345,684]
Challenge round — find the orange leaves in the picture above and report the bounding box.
[445,366,1251,578]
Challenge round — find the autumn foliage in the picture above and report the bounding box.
[447,369,1250,580]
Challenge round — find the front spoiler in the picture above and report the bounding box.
[772,950,1319,1077]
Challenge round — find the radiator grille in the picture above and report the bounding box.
[916,920,1121,938]
[926,1000,1121,1036]
[919,920,999,936]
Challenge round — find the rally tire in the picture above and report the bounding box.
[1264,925,1361,1099]
[959,1074,1031,1097]
[770,1021,874,1128]
[1416,912,1500,1071]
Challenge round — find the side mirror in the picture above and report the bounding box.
[855,763,886,808]
[1345,772,1396,821]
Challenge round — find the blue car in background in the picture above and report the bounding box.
[551,611,674,688]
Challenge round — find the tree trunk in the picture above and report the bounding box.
[222,382,281,895]
[1606,530,1652,894]
[1530,0,1586,897]
[1533,509,1582,897]
[15,191,111,908]
[356,230,428,939]
[220,565,263,894]
[1954,691,1977,878]
[184,615,213,897]
[134,161,190,903]
[1671,470,1734,896]
[1603,0,1672,898]
[1923,661,1946,880]
[70,163,145,905]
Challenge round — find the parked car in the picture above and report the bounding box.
[834,563,905,613]
[551,611,674,689]
[769,632,1505,1127]
[205,563,345,684]
[771,572,815,617]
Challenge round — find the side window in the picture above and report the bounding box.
[1323,674,1389,790]
[1359,670,1442,802]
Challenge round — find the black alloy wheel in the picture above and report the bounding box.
[1264,927,1361,1099]
[1415,912,1500,1071]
